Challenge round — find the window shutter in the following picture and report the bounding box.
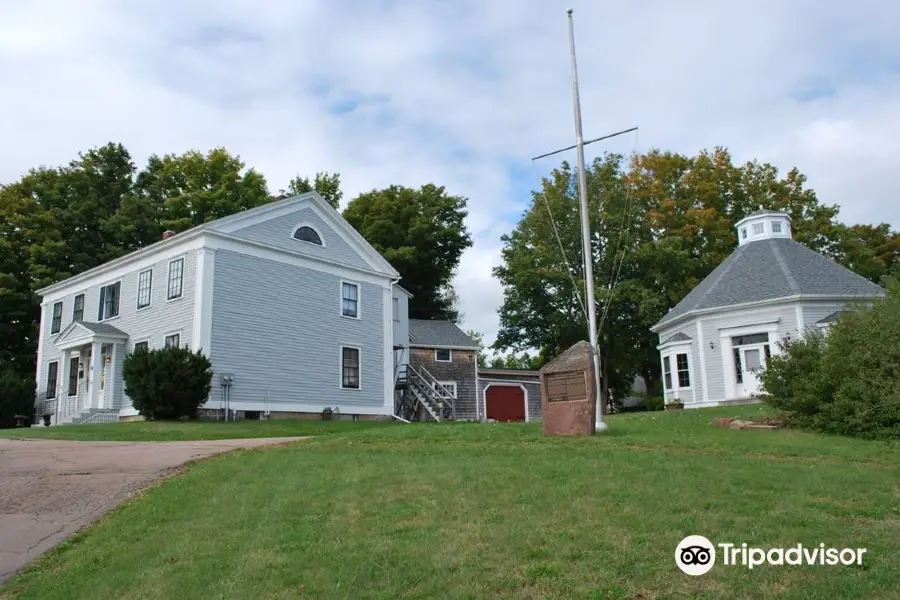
[98,287,106,320]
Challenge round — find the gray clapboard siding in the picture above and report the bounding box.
[223,207,371,271]
[801,299,872,330]
[208,250,385,411]
[37,251,197,406]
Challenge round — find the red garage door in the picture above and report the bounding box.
[486,385,526,422]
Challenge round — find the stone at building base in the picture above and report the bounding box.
[539,341,597,437]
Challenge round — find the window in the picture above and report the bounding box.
[392,297,399,322]
[73,294,84,323]
[433,381,457,398]
[167,259,184,300]
[341,282,359,318]
[98,282,121,321]
[164,334,180,348]
[752,222,764,235]
[771,221,782,233]
[293,225,323,246]
[676,353,691,388]
[50,302,62,334]
[341,347,360,389]
[741,228,747,239]
[663,356,672,390]
[133,341,149,353]
[67,356,79,396]
[137,269,152,309]
[46,362,58,399]
[435,349,451,362]
[732,333,769,346]
[733,348,743,384]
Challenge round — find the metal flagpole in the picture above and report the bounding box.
[531,10,637,433]
[567,8,606,432]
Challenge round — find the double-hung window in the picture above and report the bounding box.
[341,282,359,318]
[98,282,121,321]
[663,356,672,390]
[67,356,79,396]
[676,353,691,388]
[46,362,59,399]
[50,302,63,334]
[164,334,180,348]
[392,297,399,321]
[167,259,184,300]
[137,269,152,309]
[341,347,360,389]
[73,294,84,323]
[435,349,451,362]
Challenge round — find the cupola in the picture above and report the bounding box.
[734,208,792,246]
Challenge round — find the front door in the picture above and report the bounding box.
[738,345,765,397]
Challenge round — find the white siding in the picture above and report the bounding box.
[392,287,410,368]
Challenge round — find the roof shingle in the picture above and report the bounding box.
[654,238,884,328]
[409,319,479,348]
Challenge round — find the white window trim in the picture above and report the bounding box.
[340,280,361,320]
[435,349,452,362]
[660,348,693,396]
[339,345,362,390]
[72,292,86,322]
[132,338,151,353]
[97,279,123,323]
[433,380,457,398]
[50,301,63,334]
[290,222,326,247]
[752,222,765,235]
[771,221,782,233]
[166,257,185,302]
[392,297,399,322]
[163,330,183,348]
[136,268,153,310]
[46,360,59,399]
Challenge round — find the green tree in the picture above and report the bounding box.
[466,329,488,367]
[834,223,900,285]
[343,184,472,321]
[495,147,855,407]
[287,171,343,209]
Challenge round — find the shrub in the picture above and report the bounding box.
[760,280,900,440]
[643,395,665,411]
[123,346,213,420]
[0,363,36,428]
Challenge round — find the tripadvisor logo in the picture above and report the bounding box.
[675,536,867,575]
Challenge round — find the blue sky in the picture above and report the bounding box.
[1,0,899,346]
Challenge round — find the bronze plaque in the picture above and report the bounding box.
[545,371,587,403]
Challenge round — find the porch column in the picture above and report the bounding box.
[90,341,103,409]
[59,349,71,406]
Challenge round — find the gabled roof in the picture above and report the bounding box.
[37,192,399,296]
[55,320,128,345]
[816,311,847,325]
[662,332,692,344]
[409,319,479,349]
[653,238,884,330]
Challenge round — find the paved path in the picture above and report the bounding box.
[0,436,304,584]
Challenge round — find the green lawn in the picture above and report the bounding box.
[0,418,392,441]
[3,405,899,600]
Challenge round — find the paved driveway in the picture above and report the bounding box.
[0,436,303,584]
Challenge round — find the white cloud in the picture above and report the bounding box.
[1,0,898,346]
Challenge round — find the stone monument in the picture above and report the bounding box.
[539,340,597,436]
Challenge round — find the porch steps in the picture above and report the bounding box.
[57,408,120,426]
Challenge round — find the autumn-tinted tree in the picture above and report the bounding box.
[287,171,343,209]
[344,184,472,321]
[494,147,869,407]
